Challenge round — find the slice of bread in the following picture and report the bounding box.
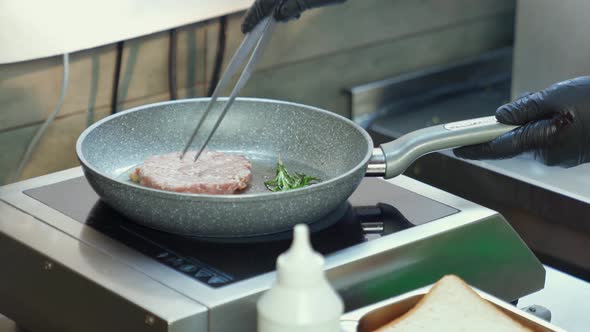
[374,275,533,332]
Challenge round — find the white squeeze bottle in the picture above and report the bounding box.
[257,224,344,332]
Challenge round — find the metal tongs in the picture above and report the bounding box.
[181,16,276,161]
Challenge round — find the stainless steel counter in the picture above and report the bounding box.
[519,266,590,332]
[446,152,590,203]
[360,53,590,203]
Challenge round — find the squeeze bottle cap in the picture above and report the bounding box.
[276,224,325,288]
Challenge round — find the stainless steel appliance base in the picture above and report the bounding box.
[0,167,545,331]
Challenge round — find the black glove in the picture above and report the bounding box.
[453,76,590,167]
[241,0,346,33]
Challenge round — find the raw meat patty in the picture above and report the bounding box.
[130,150,252,194]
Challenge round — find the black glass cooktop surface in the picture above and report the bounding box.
[24,177,457,288]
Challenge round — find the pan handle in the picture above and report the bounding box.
[368,116,518,179]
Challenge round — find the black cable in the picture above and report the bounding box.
[111,41,124,114]
[168,28,178,100]
[208,16,227,97]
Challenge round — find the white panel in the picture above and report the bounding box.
[0,0,251,64]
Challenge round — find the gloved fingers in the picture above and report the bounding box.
[515,91,533,99]
[453,117,564,160]
[242,0,347,33]
[276,0,346,19]
[275,0,305,20]
[494,78,590,126]
[495,90,556,125]
[241,0,277,34]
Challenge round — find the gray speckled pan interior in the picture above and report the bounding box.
[76,98,372,240]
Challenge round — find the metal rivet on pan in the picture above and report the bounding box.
[145,315,156,326]
[43,261,53,271]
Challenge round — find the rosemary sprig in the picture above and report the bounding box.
[264,158,320,192]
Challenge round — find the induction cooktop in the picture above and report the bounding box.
[23,177,458,288]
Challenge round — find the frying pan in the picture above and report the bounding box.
[76,98,515,240]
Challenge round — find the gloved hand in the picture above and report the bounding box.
[241,0,346,33]
[453,76,590,167]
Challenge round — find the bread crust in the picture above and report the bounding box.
[373,275,533,332]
